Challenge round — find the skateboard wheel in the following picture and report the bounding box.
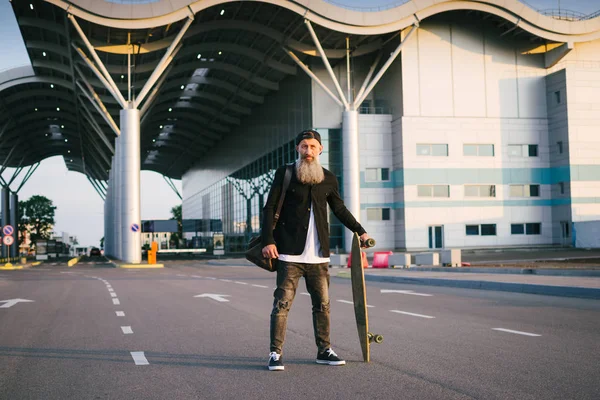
[374,334,384,344]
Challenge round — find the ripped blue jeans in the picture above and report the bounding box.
[270,260,331,355]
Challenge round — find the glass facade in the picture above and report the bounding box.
[185,128,345,255]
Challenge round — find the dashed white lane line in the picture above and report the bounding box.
[176,274,187,277]
[251,284,269,288]
[110,292,117,297]
[121,326,133,334]
[234,281,248,285]
[492,328,541,337]
[221,279,232,282]
[390,310,435,319]
[301,292,310,296]
[338,299,374,308]
[108,288,114,292]
[206,277,216,280]
[131,352,149,365]
[381,289,433,297]
[113,299,120,305]
[191,275,203,278]
[116,311,125,317]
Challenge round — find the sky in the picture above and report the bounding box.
[1,0,599,247]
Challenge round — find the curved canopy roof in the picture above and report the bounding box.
[1,0,599,182]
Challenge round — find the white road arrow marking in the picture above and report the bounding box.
[381,289,433,297]
[194,294,231,302]
[0,299,35,308]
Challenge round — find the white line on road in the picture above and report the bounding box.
[130,351,149,365]
[176,274,187,277]
[390,310,435,319]
[113,299,120,305]
[337,300,374,308]
[207,277,216,280]
[108,288,114,292]
[116,311,125,317]
[121,326,133,334]
[110,293,117,298]
[492,328,541,337]
[221,279,232,282]
[191,275,203,278]
[234,281,248,285]
[381,289,433,297]
[251,284,268,288]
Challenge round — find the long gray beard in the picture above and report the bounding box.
[296,157,325,185]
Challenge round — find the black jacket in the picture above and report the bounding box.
[261,164,366,257]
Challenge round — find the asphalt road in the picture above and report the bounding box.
[1,260,599,400]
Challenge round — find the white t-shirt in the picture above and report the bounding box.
[278,202,330,264]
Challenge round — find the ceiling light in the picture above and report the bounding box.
[218,51,222,55]
[152,139,156,142]
[68,150,71,153]
[30,4,34,10]
[42,51,46,57]
[180,85,185,90]
[121,75,124,79]
[70,159,73,162]
[168,108,172,112]
[220,9,225,16]
[197,53,202,59]
[56,107,60,111]
[34,108,38,111]
[64,139,68,142]
[61,125,64,128]
[159,125,163,129]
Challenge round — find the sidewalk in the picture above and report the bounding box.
[205,258,600,299]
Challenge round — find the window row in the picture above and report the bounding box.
[415,143,566,157]
[466,223,542,236]
[417,184,544,198]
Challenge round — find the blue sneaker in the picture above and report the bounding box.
[268,352,284,371]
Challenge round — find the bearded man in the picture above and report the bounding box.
[261,129,370,371]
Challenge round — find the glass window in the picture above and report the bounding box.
[463,144,477,156]
[433,185,450,198]
[431,144,448,156]
[559,182,565,195]
[464,185,479,197]
[483,185,496,197]
[511,224,525,234]
[479,144,494,157]
[381,168,390,181]
[529,185,540,197]
[526,223,541,235]
[555,90,561,104]
[557,141,563,154]
[365,168,378,182]
[528,145,538,157]
[382,208,391,221]
[367,208,380,220]
[510,185,524,197]
[481,224,497,236]
[418,185,432,197]
[416,144,431,156]
[466,225,479,236]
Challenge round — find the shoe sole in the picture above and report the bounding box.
[268,366,285,371]
[316,360,346,366]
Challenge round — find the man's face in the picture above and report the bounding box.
[297,138,322,162]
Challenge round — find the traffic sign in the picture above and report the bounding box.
[131,223,140,233]
[2,225,14,236]
[2,235,14,246]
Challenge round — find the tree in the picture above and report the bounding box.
[170,204,183,248]
[19,195,57,247]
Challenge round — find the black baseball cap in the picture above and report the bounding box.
[295,129,322,146]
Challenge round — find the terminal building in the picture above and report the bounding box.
[0,0,599,262]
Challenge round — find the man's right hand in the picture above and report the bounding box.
[262,244,279,259]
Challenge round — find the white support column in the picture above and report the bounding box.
[120,107,141,263]
[115,138,122,260]
[104,170,111,257]
[342,110,360,252]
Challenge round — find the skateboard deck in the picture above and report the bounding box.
[350,233,382,362]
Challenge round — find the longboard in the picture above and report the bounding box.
[349,233,382,362]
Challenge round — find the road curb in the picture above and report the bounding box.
[355,274,600,299]
[401,267,600,277]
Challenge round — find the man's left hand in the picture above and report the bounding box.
[359,233,371,247]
